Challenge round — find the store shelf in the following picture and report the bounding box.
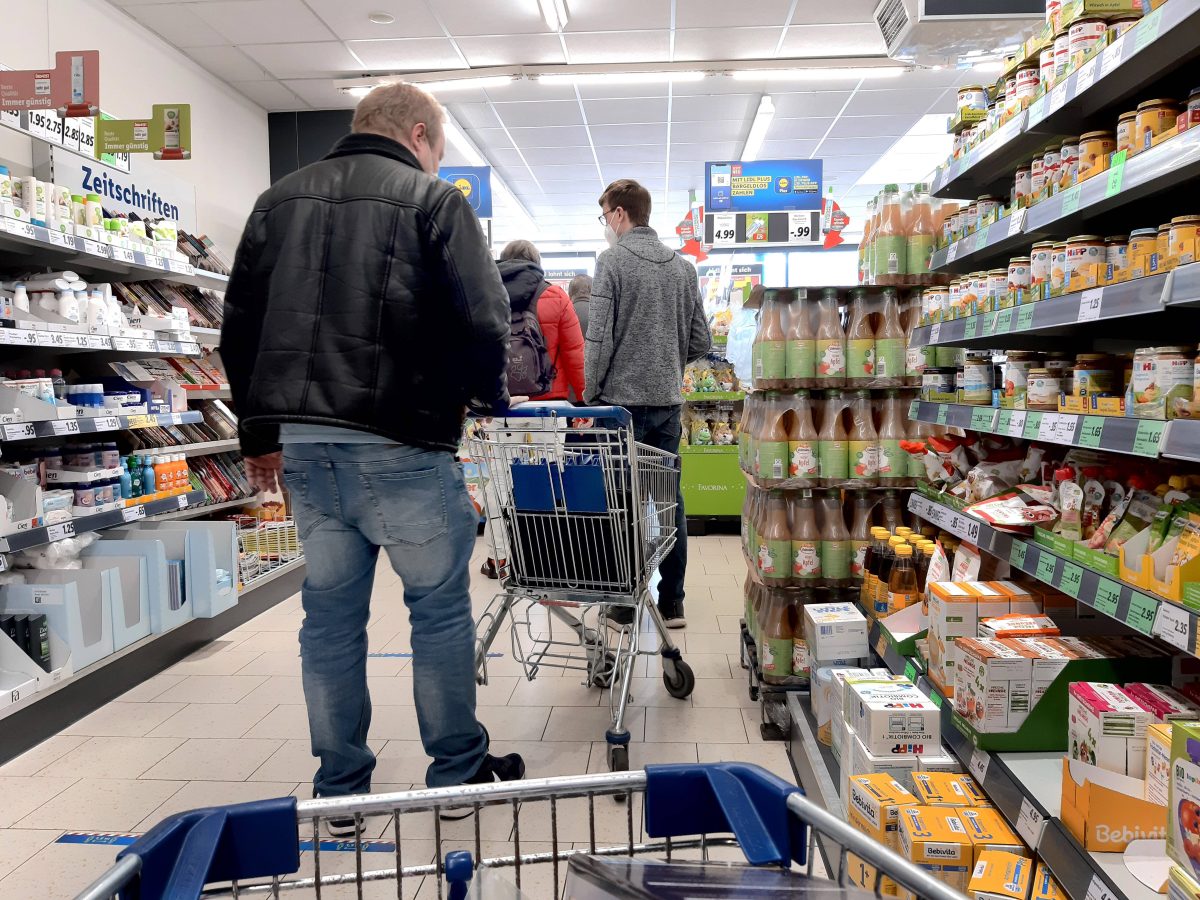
[0,410,203,443]
[135,439,239,458]
[931,112,1041,201]
[0,324,201,358]
[152,493,261,522]
[929,209,1031,275]
[908,400,1166,460]
[183,388,231,400]
[240,556,305,594]
[0,490,206,552]
[190,326,221,346]
[682,391,744,402]
[679,444,739,455]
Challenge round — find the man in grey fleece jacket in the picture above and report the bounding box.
[585,179,711,628]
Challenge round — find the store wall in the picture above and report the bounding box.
[0,0,270,251]
[268,111,353,184]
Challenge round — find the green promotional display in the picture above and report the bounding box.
[96,104,192,159]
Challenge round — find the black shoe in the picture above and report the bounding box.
[440,752,526,820]
[658,601,686,629]
[605,606,635,628]
[313,792,373,839]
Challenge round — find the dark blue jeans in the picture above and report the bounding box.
[283,443,487,796]
[627,405,687,614]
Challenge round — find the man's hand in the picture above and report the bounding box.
[245,452,284,494]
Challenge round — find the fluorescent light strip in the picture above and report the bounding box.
[538,0,568,32]
[413,76,516,92]
[731,67,905,81]
[536,71,705,85]
[741,95,775,162]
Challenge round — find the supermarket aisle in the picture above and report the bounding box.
[0,534,795,899]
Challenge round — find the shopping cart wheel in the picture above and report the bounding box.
[662,659,695,699]
[609,744,629,773]
[749,683,759,702]
[590,651,617,688]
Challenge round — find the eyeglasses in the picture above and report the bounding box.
[597,210,611,225]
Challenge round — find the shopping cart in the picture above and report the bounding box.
[467,405,694,772]
[75,762,969,900]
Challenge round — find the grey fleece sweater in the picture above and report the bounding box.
[584,226,711,407]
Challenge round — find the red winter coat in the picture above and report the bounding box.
[498,260,586,401]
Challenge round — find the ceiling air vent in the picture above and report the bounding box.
[875,0,912,49]
[874,0,1043,66]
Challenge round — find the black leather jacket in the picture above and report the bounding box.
[221,133,510,456]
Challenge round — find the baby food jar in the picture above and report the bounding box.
[1040,46,1057,87]
[1108,16,1140,40]
[1129,227,1158,267]
[1134,99,1181,153]
[1079,131,1116,175]
[1059,138,1079,186]
[1050,242,1068,295]
[925,287,949,323]
[1073,353,1116,396]
[1008,257,1032,295]
[1065,235,1105,287]
[1004,74,1018,107]
[922,367,956,400]
[976,195,1001,225]
[987,268,1008,309]
[1030,155,1047,197]
[948,279,962,316]
[1042,147,1061,192]
[962,353,994,405]
[1068,17,1107,62]
[957,85,988,113]
[1030,241,1054,293]
[1013,165,1031,205]
[1053,29,1071,80]
[1115,110,1138,155]
[1003,352,1040,409]
[1169,215,1200,259]
[1158,224,1172,261]
[1132,347,1193,419]
[1026,368,1061,410]
[1016,63,1040,103]
[1105,236,1129,273]
[1044,353,1074,384]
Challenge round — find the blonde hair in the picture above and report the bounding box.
[352,82,444,143]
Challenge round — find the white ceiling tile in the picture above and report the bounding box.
[507,125,593,148]
[564,0,672,32]
[461,127,515,150]
[671,76,763,96]
[670,94,759,123]
[816,136,901,157]
[827,114,916,139]
[583,97,669,125]
[487,149,532,169]
[191,0,336,43]
[346,38,465,69]
[562,31,670,64]
[242,42,362,78]
[588,123,668,145]
[770,117,837,140]
[185,45,271,82]
[778,23,886,56]
[573,83,669,100]
[493,100,584,128]
[673,27,780,62]
[520,159,601,177]
[843,88,948,118]
[231,80,310,110]
[434,0,547,35]
[520,147,599,166]
[123,4,230,47]
[456,34,567,67]
[676,0,792,28]
[790,0,880,24]
[669,121,744,143]
[482,79,579,102]
[671,142,740,162]
[596,145,665,164]
[302,0,445,40]
[282,78,357,108]
[446,102,503,130]
[770,92,854,118]
[754,139,823,158]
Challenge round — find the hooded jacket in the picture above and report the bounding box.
[497,259,585,402]
[584,226,711,407]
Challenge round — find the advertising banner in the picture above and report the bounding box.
[0,51,100,117]
[440,166,492,218]
[96,105,192,160]
[46,149,197,232]
[705,159,822,213]
[545,268,588,289]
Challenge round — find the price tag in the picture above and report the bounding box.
[46,230,74,249]
[1,423,36,441]
[964,318,978,340]
[930,691,943,709]
[936,405,948,426]
[712,213,736,246]
[970,407,996,432]
[1153,602,1191,652]
[1048,82,1068,114]
[994,308,1013,333]
[166,259,192,275]
[1133,8,1163,52]
[111,247,136,264]
[86,335,109,350]
[1085,875,1119,900]
[903,661,916,681]
[46,521,76,542]
[121,505,146,523]
[50,419,81,436]
[1035,551,1058,583]
[91,416,120,432]
[997,410,1013,434]
[1060,185,1082,217]
[1016,798,1046,848]
[127,415,155,429]
[1105,150,1127,198]
[1022,412,1044,440]
[176,493,189,509]
[169,412,183,425]
[787,211,815,244]
[1094,578,1121,617]
[34,331,59,347]
[1133,419,1164,457]
[1078,416,1104,447]
[1075,57,1099,92]
[969,749,990,784]
[1060,562,1085,598]
[3,218,37,240]
[1006,207,1026,238]
[1039,414,1076,444]
[1016,305,1034,331]
[109,337,134,351]
[1008,411,1027,438]
[972,229,989,254]
[946,241,960,263]
[1100,40,1124,79]
[143,254,167,270]
[1010,542,1028,570]
[80,239,110,258]
[1126,592,1157,635]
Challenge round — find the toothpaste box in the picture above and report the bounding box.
[959,806,1029,860]
[850,731,922,786]
[955,638,1033,733]
[969,850,1034,900]
[847,774,919,852]
[848,679,941,756]
[898,806,973,895]
[978,614,1060,640]
[1147,722,1173,805]
[1032,861,1068,900]
[1124,683,1200,723]
[803,602,868,661]
[909,771,976,807]
[1068,682,1152,777]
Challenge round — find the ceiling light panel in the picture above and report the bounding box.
[561,30,672,64]
[301,0,444,38]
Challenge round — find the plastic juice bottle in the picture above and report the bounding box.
[787,390,819,484]
[784,291,816,387]
[760,590,797,684]
[845,288,876,387]
[904,299,929,388]
[875,289,906,385]
[860,198,876,284]
[742,489,758,559]
[887,544,918,614]
[753,291,787,388]
[877,390,907,486]
[863,526,890,609]
[873,184,907,285]
[814,288,846,386]
[758,490,793,586]
[881,490,905,533]
[740,394,759,472]
[817,389,849,486]
[872,534,896,615]
[846,390,879,487]
[917,542,935,592]
[908,183,935,286]
[818,488,852,587]
[789,490,822,586]
[906,417,929,484]
[757,393,790,483]
[849,489,876,584]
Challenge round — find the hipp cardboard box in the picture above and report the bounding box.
[898,806,973,896]
[1068,682,1152,777]
[959,806,1029,860]
[918,749,963,775]
[969,850,1033,900]
[848,679,941,756]
[850,732,921,786]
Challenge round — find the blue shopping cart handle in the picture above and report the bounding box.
[491,403,631,426]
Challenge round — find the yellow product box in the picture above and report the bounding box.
[959,806,1028,860]
[847,774,919,852]
[910,771,976,807]
[1032,861,1068,900]
[1091,395,1126,416]
[955,774,992,808]
[1148,722,1173,805]
[1058,394,1089,414]
[846,853,899,897]
[1062,757,1166,852]
[898,806,973,893]
[969,850,1034,900]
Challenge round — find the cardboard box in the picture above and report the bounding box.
[1068,682,1151,777]
[1062,757,1166,852]
[959,806,1028,860]
[910,771,976,807]
[1147,722,1172,805]
[898,806,973,893]
[928,582,1010,690]
[985,581,1041,615]
[955,775,992,807]
[1168,721,1200,880]
[847,774,919,852]
[1032,861,1068,900]
[803,602,868,661]
[1169,864,1200,900]
[978,615,1058,640]
[1124,683,1200,723]
[969,850,1033,900]
[848,679,941,756]
[1007,637,1071,708]
[919,749,963,775]
[832,711,850,769]
[955,638,1033,733]
[846,853,899,898]
[850,731,921,786]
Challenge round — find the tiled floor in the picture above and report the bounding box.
[0,535,801,898]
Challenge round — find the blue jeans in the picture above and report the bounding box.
[282,443,487,796]
[627,406,686,613]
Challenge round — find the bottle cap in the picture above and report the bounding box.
[895,526,914,537]
[888,536,906,547]
[895,544,913,556]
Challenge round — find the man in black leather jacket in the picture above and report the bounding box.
[222,82,523,834]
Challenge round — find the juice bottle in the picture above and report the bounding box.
[849,489,876,584]
[908,183,935,286]
[760,590,798,684]
[742,488,757,559]
[875,288,906,385]
[845,288,875,387]
[877,390,908,487]
[738,394,755,471]
[846,389,879,487]
[818,488,852,587]
[814,288,846,386]
[873,184,907,285]
[743,575,756,641]
[817,389,848,486]
[859,198,875,284]
[917,542,935,593]
[904,295,929,388]
[784,290,816,387]
[787,390,819,485]
[863,526,890,609]
[792,589,812,679]
[872,533,896,615]
[757,393,790,484]
[887,544,919,614]
[753,290,787,388]
[881,490,905,533]
[758,490,793,586]
[789,490,821,585]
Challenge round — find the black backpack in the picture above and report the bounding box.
[507,283,557,397]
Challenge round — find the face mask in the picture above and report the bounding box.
[604,223,619,247]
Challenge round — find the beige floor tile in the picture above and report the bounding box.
[243,703,311,740]
[237,650,304,676]
[477,705,550,742]
[368,676,415,704]
[0,734,89,777]
[116,672,188,702]
[0,776,79,827]
[508,678,601,708]
[146,702,277,738]
[696,741,797,783]
[513,789,643,844]
[369,705,424,740]
[238,675,306,705]
[248,739,385,784]
[0,839,129,900]
[679,632,736,654]
[586,741,698,771]
[0,828,60,877]
[240,630,305,653]
[475,676,519,706]
[624,677,691,708]
[152,674,270,704]
[41,735,186,780]
[644,706,748,744]
[135,779,301,830]
[245,611,305,631]
[689,677,758,709]
[371,742,442,785]
[13,777,185,831]
[542,706,645,743]
[716,615,743,634]
[165,649,263,676]
[141,738,286,781]
[366,654,411,676]
[495,741,592,780]
[60,701,188,737]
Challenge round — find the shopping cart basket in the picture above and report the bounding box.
[466,405,694,772]
[75,762,969,900]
